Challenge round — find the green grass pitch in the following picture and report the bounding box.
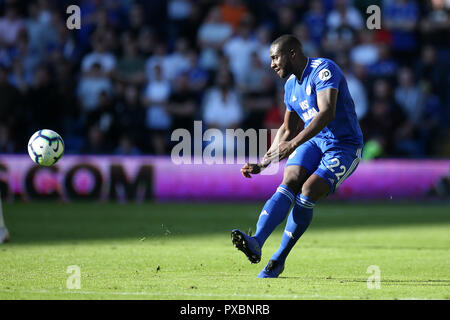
[0,201,449,300]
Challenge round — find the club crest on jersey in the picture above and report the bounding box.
[306,85,311,96]
[319,68,332,81]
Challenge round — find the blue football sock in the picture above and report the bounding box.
[270,194,315,264]
[253,185,295,248]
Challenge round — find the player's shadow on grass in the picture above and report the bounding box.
[3,201,450,244]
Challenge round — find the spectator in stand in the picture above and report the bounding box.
[101,27,120,56]
[292,23,319,58]
[414,45,447,102]
[197,6,233,72]
[303,0,327,47]
[202,68,243,131]
[167,72,197,133]
[394,67,424,125]
[165,37,191,82]
[81,125,112,154]
[264,89,286,131]
[137,28,156,57]
[322,0,363,56]
[9,32,41,90]
[0,124,15,153]
[0,4,25,48]
[202,68,244,155]
[420,83,443,155]
[326,0,364,31]
[273,6,297,37]
[185,50,208,96]
[263,88,297,150]
[127,2,148,36]
[241,51,267,94]
[25,2,51,58]
[115,84,146,151]
[392,67,427,157]
[167,0,194,42]
[241,52,276,130]
[143,64,172,154]
[420,0,450,48]
[367,43,398,80]
[114,31,146,85]
[254,26,272,67]
[115,133,141,155]
[219,0,249,31]
[102,0,130,30]
[223,14,259,86]
[54,57,84,154]
[360,97,407,158]
[91,7,115,39]
[77,62,113,112]
[371,78,396,103]
[85,90,118,143]
[350,30,379,67]
[337,53,368,120]
[26,65,62,132]
[175,1,203,49]
[81,33,117,76]
[145,42,171,81]
[0,65,25,148]
[383,0,420,57]
[53,11,81,63]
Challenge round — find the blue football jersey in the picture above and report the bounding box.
[284,57,363,146]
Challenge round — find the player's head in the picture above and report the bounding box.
[270,35,304,78]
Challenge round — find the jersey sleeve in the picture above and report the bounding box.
[283,75,295,112]
[312,60,342,92]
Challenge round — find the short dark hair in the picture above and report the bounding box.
[271,34,302,54]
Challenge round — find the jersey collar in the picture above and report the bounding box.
[296,57,310,84]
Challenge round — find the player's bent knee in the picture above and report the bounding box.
[300,185,313,199]
[282,166,309,194]
[300,187,325,202]
[282,177,302,194]
[301,175,330,201]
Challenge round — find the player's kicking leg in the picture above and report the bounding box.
[232,141,320,265]
[258,145,362,278]
[231,165,310,264]
[257,174,329,278]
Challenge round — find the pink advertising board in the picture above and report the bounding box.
[0,155,448,201]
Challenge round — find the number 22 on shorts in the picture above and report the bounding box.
[326,158,346,180]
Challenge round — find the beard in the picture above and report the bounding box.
[278,60,292,78]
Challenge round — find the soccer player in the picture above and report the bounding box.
[231,35,364,278]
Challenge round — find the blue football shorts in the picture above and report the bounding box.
[285,138,363,193]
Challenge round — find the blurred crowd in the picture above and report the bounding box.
[0,0,448,158]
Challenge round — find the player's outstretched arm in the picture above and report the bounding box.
[240,110,300,178]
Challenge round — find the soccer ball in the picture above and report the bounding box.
[28,129,65,166]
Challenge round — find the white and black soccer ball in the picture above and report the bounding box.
[27,129,65,166]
